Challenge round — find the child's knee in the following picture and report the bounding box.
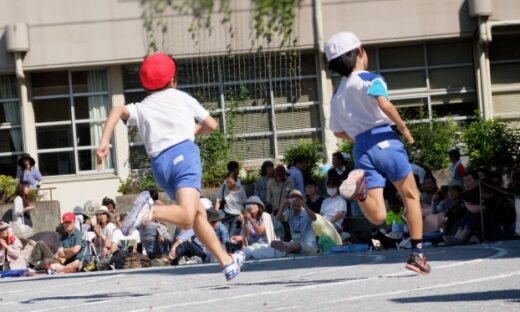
[366,210,386,225]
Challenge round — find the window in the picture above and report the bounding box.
[32,70,114,176]
[0,75,23,177]
[123,50,321,167]
[490,31,520,117]
[332,40,477,122]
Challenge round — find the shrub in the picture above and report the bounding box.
[462,116,520,168]
[283,140,324,180]
[197,130,232,188]
[405,118,457,171]
[0,175,17,202]
[117,171,162,195]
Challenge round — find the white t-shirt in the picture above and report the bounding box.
[12,196,24,224]
[96,222,117,254]
[126,88,210,157]
[111,228,141,251]
[217,184,247,215]
[330,71,392,138]
[320,196,347,228]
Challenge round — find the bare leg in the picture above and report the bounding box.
[393,172,422,240]
[159,187,233,267]
[357,188,387,225]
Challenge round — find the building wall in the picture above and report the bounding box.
[0,0,519,214]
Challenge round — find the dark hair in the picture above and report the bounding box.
[117,212,128,223]
[227,161,239,173]
[305,179,318,187]
[326,176,341,187]
[260,160,274,176]
[148,188,159,201]
[292,155,307,166]
[15,182,30,208]
[102,197,116,208]
[328,48,361,77]
[225,171,238,181]
[332,152,345,165]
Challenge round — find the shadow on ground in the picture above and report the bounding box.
[19,292,147,304]
[391,289,520,304]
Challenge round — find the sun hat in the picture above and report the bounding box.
[62,212,75,223]
[0,221,10,231]
[325,32,362,62]
[139,52,176,91]
[200,197,213,210]
[95,206,110,216]
[17,153,36,167]
[206,209,225,222]
[287,189,304,199]
[245,195,265,209]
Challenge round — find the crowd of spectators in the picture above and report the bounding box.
[1,150,519,277]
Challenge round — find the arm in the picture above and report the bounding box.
[330,211,346,224]
[276,202,288,222]
[13,197,23,217]
[375,96,414,144]
[195,116,218,136]
[244,212,266,236]
[96,105,130,169]
[301,200,317,222]
[62,245,81,259]
[334,132,354,142]
[32,167,42,181]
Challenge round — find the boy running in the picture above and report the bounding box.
[325,32,430,274]
[96,52,244,280]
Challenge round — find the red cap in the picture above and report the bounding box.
[62,212,75,223]
[139,52,176,91]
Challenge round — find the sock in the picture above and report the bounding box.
[411,239,423,254]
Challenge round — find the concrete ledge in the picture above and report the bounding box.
[0,201,61,233]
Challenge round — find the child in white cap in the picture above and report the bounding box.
[325,32,430,274]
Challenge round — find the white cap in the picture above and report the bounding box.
[200,197,213,210]
[325,32,362,61]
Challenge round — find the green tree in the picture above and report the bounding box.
[283,140,324,180]
[462,116,520,168]
[405,118,457,171]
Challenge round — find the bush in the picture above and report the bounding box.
[283,140,324,180]
[462,116,520,168]
[337,140,354,157]
[117,171,162,195]
[196,130,232,188]
[405,118,457,171]
[0,175,17,202]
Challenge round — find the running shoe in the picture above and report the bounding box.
[405,252,431,275]
[222,250,245,281]
[122,191,154,235]
[339,169,367,201]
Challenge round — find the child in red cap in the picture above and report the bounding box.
[96,52,244,281]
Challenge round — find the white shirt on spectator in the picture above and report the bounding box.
[111,228,141,251]
[217,184,247,215]
[97,222,116,254]
[12,196,25,224]
[126,88,210,157]
[320,196,347,228]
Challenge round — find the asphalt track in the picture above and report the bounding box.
[1,240,519,312]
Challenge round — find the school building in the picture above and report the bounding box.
[0,0,519,211]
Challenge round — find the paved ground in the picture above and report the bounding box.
[1,240,519,312]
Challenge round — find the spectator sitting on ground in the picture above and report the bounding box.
[271,190,318,255]
[50,213,87,273]
[138,221,172,260]
[327,152,351,184]
[320,177,347,233]
[385,196,405,234]
[233,196,280,259]
[73,206,93,233]
[255,160,275,205]
[93,206,116,259]
[448,148,465,182]
[168,227,206,265]
[12,181,35,228]
[207,209,229,256]
[215,172,247,237]
[266,165,295,214]
[420,175,439,208]
[287,155,306,194]
[305,179,325,214]
[102,196,117,218]
[17,153,42,189]
[111,213,141,254]
[0,222,26,270]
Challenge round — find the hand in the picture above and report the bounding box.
[168,248,176,260]
[398,126,414,144]
[238,214,245,222]
[93,224,101,236]
[158,235,165,243]
[96,143,109,170]
[102,248,110,258]
[242,211,252,221]
[0,238,7,248]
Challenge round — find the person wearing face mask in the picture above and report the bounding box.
[319,177,347,233]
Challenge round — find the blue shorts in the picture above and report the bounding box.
[353,125,412,190]
[151,140,202,200]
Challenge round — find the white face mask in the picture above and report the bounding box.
[326,187,338,197]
